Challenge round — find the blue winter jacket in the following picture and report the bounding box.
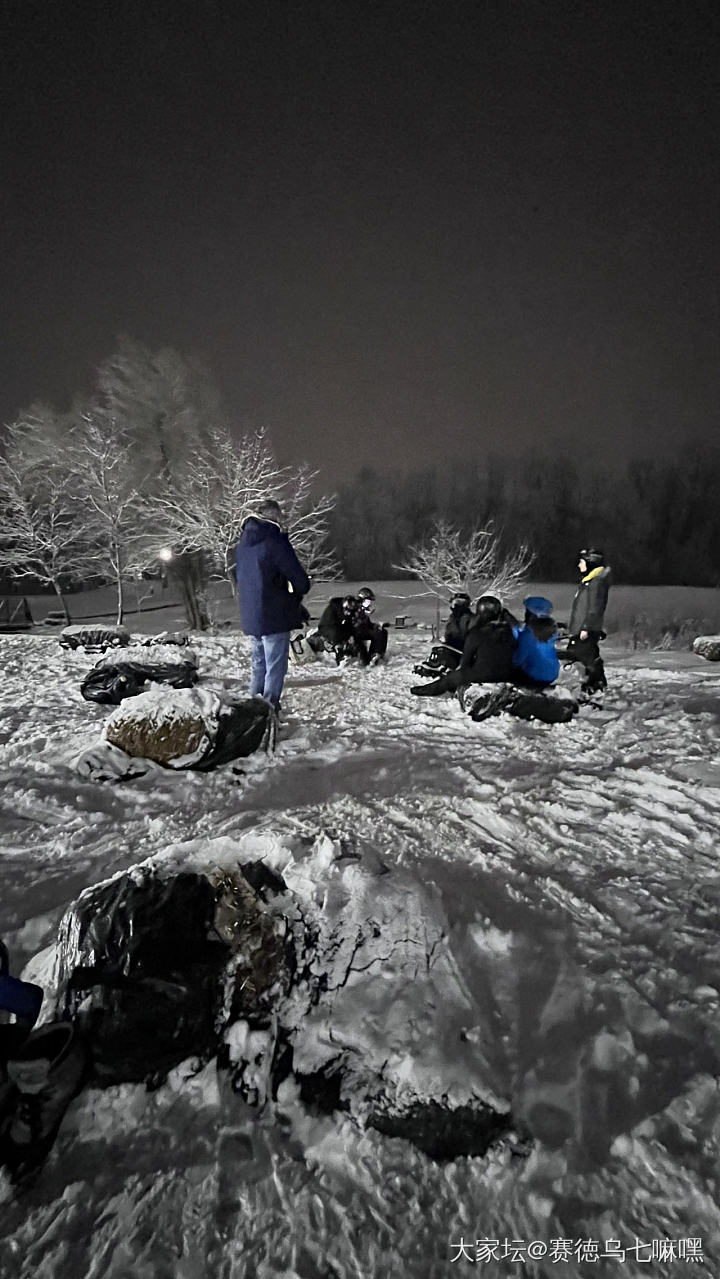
[512,620,560,686]
[235,517,310,637]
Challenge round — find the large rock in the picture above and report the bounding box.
[60,623,131,651]
[103,686,218,765]
[693,635,720,661]
[53,864,291,1087]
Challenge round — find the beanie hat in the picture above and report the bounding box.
[523,595,554,619]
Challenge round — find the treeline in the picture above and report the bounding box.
[328,448,720,586]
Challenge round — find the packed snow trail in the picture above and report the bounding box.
[1,631,720,1277]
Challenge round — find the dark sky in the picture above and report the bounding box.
[1,0,718,480]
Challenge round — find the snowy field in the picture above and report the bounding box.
[1,624,720,1278]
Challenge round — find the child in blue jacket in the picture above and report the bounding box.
[512,597,560,687]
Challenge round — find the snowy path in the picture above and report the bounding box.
[1,632,720,1277]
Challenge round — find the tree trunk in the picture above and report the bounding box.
[51,577,71,625]
[173,552,210,631]
[115,573,125,626]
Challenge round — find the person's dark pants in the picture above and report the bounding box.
[556,633,606,693]
[355,624,388,666]
[411,662,510,696]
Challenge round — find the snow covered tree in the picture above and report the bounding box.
[278,465,339,582]
[398,519,532,624]
[0,412,90,621]
[67,413,151,625]
[146,426,338,614]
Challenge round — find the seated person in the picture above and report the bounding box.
[511,596,560,688]
[311,595,358,662]
[443,591,473,660]
[411,595,515,696]
[351,588,389,667]
[413,591,473,677]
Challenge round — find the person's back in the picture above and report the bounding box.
[234,500,310,707]
[511,596,560,687]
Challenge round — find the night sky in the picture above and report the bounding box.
[2,0,718,480]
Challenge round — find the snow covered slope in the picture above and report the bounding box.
[0,631,719,1277]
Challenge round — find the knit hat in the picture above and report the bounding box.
[523,595,554,619]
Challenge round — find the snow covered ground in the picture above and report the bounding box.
[1,627,720,1277]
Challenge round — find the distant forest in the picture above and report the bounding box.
[327,445,720,586]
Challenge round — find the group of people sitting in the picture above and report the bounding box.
[411,546,611,715]
[308,587,390,667]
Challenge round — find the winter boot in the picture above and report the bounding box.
[1,1022,86,1180]
[410,675,451,697]
[468,684,518,722]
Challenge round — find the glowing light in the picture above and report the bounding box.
[158,547,173,562]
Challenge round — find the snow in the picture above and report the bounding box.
[1,630,720,1276]
[96,643,198,669]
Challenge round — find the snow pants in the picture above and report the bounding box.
[556,632,606,693]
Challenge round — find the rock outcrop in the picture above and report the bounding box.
[60,623,131,652]
[693,635,720,661]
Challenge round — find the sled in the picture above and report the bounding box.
[413,642,463,680]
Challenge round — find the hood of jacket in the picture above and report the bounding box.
[239,516,285,547]
[527,615,558,642]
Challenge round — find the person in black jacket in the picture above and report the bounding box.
[314,595,358,660]
[349,588,389,666]
[557,548,612,696]
[444,591,473,654]
[411,595,516,696]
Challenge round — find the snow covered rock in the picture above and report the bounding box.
[137,631,190,647]
[76,689,270,776]
[59,623,131,651]
[103,686,218,765]
[693,635,720,661]
[53,865,291,1087]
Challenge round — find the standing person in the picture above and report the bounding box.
[235,499,310,709]
[560,548,612,696]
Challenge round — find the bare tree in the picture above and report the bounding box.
[278,465,339,581]
[0,416,90,622]
[147,427,277,584]
[146,426,339,619]
[397,519,532,628]
[68,414,151,625]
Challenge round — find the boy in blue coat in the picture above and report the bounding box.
[512,596,560,687]
[235,499,310,707]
